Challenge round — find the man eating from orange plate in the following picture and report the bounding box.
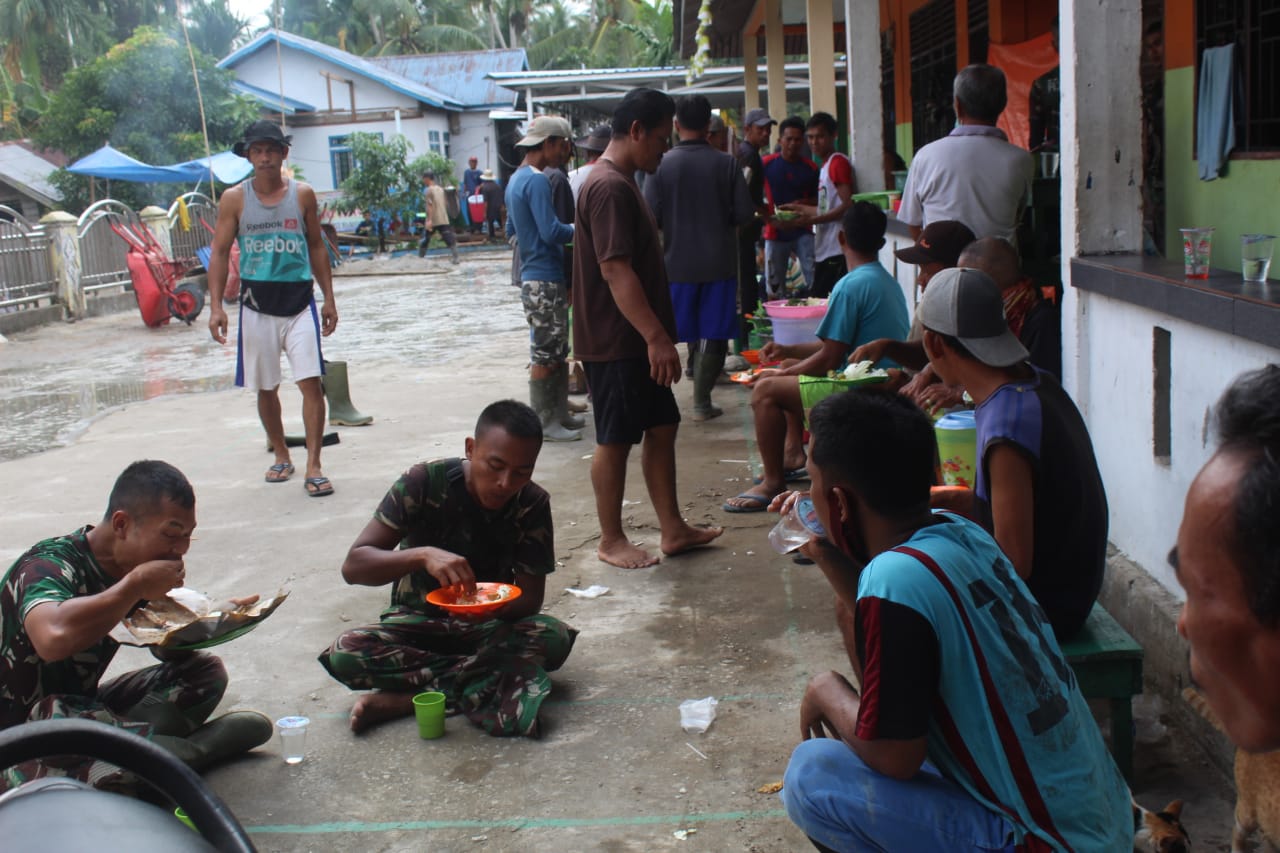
[318,400,577,737]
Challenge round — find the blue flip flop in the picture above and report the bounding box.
[265,462,295,483]
[722,493,773,513]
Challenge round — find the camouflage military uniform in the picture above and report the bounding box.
[0,529,227,791]
[520,280,571,365]
[318,459,576,737]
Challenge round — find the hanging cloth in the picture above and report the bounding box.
[1196,44,1238,181]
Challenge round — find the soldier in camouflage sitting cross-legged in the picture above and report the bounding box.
[318,400,577,737]
[0,460,273,792]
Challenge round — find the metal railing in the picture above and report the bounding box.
[77,200,136,294]
[0,206,56,310]
[168,192,217,265]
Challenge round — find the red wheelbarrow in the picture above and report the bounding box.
[109,219,205,328]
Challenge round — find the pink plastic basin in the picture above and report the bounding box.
[764,299,828,320]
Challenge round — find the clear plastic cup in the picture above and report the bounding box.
[1180,227,1214,279]
[768,495,827,554]
[276,715,309,764]
[1241,234,1275,282]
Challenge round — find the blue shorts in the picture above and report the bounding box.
[668,278,738,342]
[782,739,1016,852]
[583,358,681,445]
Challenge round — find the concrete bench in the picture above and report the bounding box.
[1059,602,1144,781]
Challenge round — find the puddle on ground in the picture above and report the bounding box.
[0,258,526,462]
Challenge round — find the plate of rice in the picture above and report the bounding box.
[426,582,522,616]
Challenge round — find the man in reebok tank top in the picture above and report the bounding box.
[207,121,340,498]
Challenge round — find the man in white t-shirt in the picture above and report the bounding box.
[568,125,610,202]
[897,64,1034,243]
[780,112,855,299]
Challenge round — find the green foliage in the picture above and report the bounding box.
[181,0,249,59]
[33,27,258,212]
[333,131,421,222]
[409,150,457,187]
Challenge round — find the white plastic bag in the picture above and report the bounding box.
[565,585,610,599]
[679,697,718,733]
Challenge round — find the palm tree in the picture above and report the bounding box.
[183,0,248,58]
[0,0,105,84]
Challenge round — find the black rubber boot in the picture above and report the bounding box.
[691,340,727,421]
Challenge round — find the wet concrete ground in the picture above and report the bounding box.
[0,251,1238,851]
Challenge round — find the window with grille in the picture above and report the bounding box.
[444,132,452,158]
[330,135,354,186]
[910,0,957,152]
[1196,0,1280,153]
[429,130,442,154]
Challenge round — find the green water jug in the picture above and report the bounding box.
[935,410,977,489]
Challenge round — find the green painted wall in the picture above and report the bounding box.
[1164,66,1280,276]
[897,123,914,164]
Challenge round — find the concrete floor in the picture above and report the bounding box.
[0,252,1238,851]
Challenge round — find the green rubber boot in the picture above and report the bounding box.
[530,376,581,442]
[324,360,373,426]
[153,711,274,772]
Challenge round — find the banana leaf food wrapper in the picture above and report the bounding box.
[111,586,289,649]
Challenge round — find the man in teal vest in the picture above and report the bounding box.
[207,120,339,498]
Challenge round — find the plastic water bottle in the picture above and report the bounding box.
[768,495,827,554]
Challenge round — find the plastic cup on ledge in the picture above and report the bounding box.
[1241,234,1275,282]
[1179,227,1214,279]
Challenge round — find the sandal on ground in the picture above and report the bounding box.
[265,462,295,483]
[305,476,334,497]
[722,492,773,513]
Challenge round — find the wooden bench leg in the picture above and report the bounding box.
[1110,697,1134,783]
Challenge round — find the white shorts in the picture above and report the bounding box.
[235,302,323,391]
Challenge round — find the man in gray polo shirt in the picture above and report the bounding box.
[643,95,755,421]
[898,64,1034,243]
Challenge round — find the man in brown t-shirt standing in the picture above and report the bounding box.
[572,88,724,568]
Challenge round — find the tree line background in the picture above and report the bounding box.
[0,0,676,212]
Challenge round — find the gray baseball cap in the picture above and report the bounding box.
[917,267,1029,368]
[743,108,777,128]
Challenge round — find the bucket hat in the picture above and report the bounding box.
[575,125,612,153]
[233,120,292,158]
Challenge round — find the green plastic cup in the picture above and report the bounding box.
[413,691,446,739]
[174,806,197,832]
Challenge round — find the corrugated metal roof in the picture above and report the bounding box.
[0,142,63,207]
[219,29,463,110]
[369,49,527,109]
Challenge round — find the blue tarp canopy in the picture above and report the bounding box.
[172,151,252,184]
[67,144,249,184]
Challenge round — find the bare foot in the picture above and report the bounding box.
[349,691,414,733]
[661,523,724,556]
[598,535,661,569]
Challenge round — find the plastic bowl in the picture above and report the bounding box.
[740,349,760,365]
[426,582,521,616]
[763,299,828,320]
